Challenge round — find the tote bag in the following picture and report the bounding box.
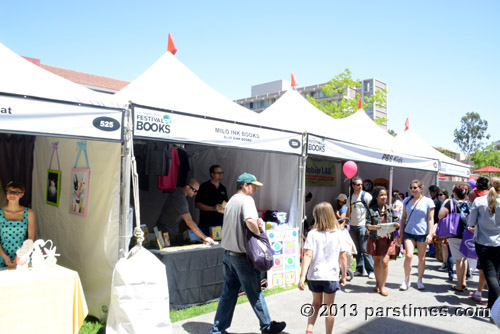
[245,228,274,272]
[459,229,478,259]
[435,199,460,238]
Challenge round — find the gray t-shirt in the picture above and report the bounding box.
[348,191,372,226]
[221,193,258,253]
[156,188,190,235]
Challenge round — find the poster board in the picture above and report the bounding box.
[266,228,300,288]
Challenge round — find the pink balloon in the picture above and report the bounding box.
[343,161,358,179]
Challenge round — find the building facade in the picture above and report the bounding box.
[235,78,388,130]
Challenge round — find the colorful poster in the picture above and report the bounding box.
[266,228,299,288]
[271,241,283,256]
[305,158,336,187]
[273,257,283,271]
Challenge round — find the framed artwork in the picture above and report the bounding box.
[69,168,90,217]
[46,169,61,207]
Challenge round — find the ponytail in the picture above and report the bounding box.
[488,177,500,215]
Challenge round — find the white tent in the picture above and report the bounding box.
[0,43,125,318]
[395,128,470,178]
[260,89,439,222]
[115,51,302,155]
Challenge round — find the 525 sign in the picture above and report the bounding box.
[92,117,121,132]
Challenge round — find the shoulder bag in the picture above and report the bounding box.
[435,199,460,238]
[245,227,274,272]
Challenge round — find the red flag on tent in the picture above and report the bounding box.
[405,118,409,131]
[291,73,297,89]
[168,34,177,55]
[358,97,362,110]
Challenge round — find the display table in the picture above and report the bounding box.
[151,244,224,309]
[0,265,88,334]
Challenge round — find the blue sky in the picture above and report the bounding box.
[1,1,498,152]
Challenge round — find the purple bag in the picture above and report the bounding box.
[460,229,478,259]
[435,199,460,238]
[245,228,274,272]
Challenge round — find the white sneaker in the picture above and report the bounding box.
[368,272,375,279]
[399,280,409,291]
[417,280,425,290]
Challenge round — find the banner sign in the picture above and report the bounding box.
[307,134,439,172]
[440,162,470,178]
[0,95,123,141]
[133,106,302,155]
[306,158,336,187]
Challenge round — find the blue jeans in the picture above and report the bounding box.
[447,245,455,279]
[210,252,272,334]
[349,225,373,274]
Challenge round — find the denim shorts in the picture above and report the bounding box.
[308,280,340,294]
[404,232,427,243]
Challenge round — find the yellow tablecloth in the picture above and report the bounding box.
[0,265,88,334]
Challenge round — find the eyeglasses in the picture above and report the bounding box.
[353,183,363,186]
[189,185,198,193]
[6,190,22,196]
[213,171,224,175]
[409,186,419,190]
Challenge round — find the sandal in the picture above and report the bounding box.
[380,290,388,296]
[306,331,313,334]
[373,287,380,292]
[451,285,467,292]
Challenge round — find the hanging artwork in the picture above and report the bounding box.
[46,141,61,207]
[46,169,61,206]
[69,168,89,216]
[69,141,90,217]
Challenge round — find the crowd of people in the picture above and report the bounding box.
[298,175,500,334]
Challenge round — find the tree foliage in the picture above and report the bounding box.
[306,68,388,126]
[470,142,500,169]
[453,112,490,162]
[436,148,455,159]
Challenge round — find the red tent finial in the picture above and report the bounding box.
[357,97,362,110]
[405,118,409,131]
[168,33,177,55]
[291,73,298,89]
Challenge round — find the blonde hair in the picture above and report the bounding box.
[488,177,500,215]
[313,202,339,232]
[410,179,423,189]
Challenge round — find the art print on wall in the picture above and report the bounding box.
[69,168,90,217]
[46,169,61,207]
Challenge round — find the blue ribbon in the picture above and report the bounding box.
[74,141,89,169]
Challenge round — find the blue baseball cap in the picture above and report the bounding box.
[237,173,263,186]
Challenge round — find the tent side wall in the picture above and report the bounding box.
[32,136,121,319]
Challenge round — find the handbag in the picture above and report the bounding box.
[459,229,478,259]
[435,199,460,238]
[245,227,274,272]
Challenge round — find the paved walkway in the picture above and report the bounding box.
[172,256,497,333]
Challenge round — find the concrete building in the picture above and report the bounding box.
[235,78,388,130]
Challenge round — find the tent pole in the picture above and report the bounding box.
[389,166,394,205]
[119,106,133,256]
[436,161,440,186]
[297,132,308,244]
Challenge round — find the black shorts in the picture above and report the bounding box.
[307,280,340,294]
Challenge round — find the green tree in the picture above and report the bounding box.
[453,112,490,163]
[470,142,500,169]
[436,148,455,159]
[307,68,388,124]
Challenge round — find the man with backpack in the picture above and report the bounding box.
[346,176,374,278]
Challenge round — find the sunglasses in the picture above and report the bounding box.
[353,183,363,186]
[189,185,198,193]
[6,190,22,196]
[438,193,445,196]
[409,186,419,190]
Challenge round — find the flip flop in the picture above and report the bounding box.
[451,285,466,292]
[373,287,380,292]
[380,290,388,296]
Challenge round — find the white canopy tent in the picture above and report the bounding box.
[260,89,439,224]
[0,42,126,318]
[114,50,303,234]
[395,128,470,179]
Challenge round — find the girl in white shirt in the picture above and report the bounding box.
[299,202,347,334]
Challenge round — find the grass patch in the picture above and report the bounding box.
[170,284,297,323]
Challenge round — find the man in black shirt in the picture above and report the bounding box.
[195,165,229,236]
